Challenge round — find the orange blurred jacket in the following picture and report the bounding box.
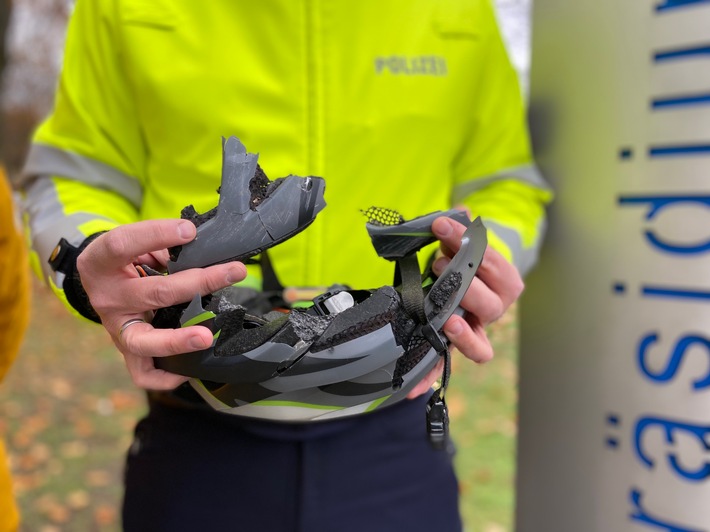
[0,169,30,532]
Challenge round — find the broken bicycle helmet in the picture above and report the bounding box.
[153,136,487,449]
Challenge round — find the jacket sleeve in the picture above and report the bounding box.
[19,0,144,314]
[453,1,552,276]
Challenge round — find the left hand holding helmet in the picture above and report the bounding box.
[76,219,247,390]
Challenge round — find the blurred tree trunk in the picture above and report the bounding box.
[0,1,10,78]
[0,0,70,181]
[0,0,13,168]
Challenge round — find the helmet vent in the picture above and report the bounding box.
[361,206,405,227]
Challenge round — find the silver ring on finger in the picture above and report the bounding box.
[118,318,147,343]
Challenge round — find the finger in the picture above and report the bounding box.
[111,319,193,388]
[432,216,467,257]
[474,247,525,307]
[136,250,171,269]
[460,277,505,324]
[406,358,444,399]
[93,262,246,314]
[431,255,449,277]
[133,262,246,310]
[443,314,494,363]
[83,219,197,271]
[453,204,472,219]
[118,321,215,359]
[432,264,505,325]
[123,352,190,390]
[433,246,523,313]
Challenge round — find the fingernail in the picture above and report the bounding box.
[432,257,449,276]
[189,335,208,349]
[447,320,463,336]
[226,266,244,284]
[435,218,452,237]
[177,221,195,240]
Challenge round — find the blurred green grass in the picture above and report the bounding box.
[450,308,518,532]
[0,280,518,531]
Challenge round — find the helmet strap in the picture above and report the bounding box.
[396,253,452,451]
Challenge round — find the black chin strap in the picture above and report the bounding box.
[395,254,427,324]
[258,250,289,309]
[396,253,451,451]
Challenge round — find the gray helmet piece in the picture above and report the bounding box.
[364,208,472,260]
[167,136,326,273]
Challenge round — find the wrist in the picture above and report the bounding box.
[48,232,106,323]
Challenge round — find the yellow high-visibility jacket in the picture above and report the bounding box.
[0,168,30,532]
[22,0,551,312]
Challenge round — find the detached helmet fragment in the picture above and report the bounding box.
[167,136,326,273]
[153,136,487,449]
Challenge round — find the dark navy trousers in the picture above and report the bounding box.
[122,394,462,532]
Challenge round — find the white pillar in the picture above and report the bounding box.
[517,1,710,530]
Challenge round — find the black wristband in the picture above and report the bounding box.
[48,232,106,323]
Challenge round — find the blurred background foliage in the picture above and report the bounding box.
[0,1,530,530]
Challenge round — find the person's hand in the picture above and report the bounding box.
[76,219,246,390]
[407,215,524,398]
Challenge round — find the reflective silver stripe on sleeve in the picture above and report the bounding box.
[22,177,110,284]
[483,218,548,277]
[452,164,550,205]
[22,143,143,208]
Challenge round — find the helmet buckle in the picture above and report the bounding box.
[426,395,449,451]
